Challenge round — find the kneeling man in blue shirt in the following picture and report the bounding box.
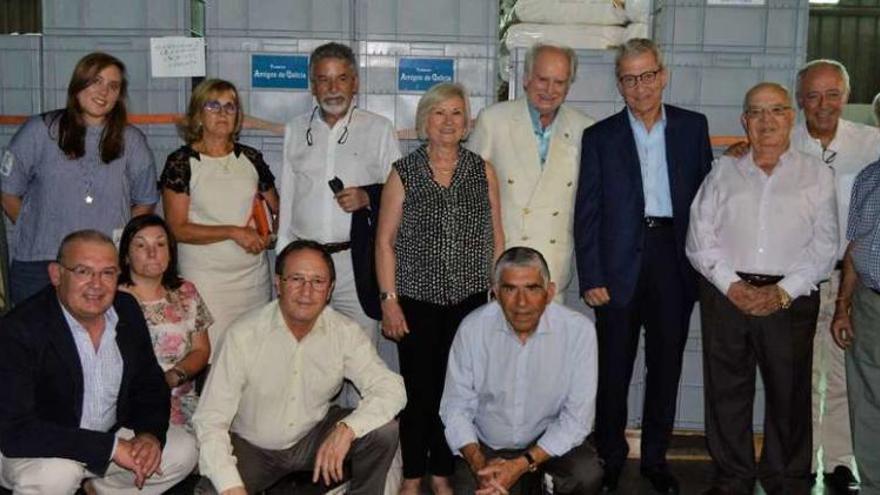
[440,246,602,494]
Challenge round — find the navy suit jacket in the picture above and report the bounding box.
[575,105,713,308]
[0,287,170,475]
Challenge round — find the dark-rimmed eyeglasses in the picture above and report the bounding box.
[618,68,662,89]
[822,148,837,164]
[203,100,238,115]
[306,105,355,146]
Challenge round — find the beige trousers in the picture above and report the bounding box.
[0,426,197,495]
[811,272,855,472]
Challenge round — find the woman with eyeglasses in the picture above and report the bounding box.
[376,82,505,495]
[160,78,278,358]
[0,52,158,305]
[117,214,212,431]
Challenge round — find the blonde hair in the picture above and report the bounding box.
[178,78,243,144]
[415,82,471,141]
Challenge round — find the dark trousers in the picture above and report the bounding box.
[594,227,694,470]
[460,439,603,495]
[396,291,487,478]
[209,406,398,495]
[9,259,51,306]
[699,278,818,495]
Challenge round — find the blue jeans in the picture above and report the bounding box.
[10,259,52,305]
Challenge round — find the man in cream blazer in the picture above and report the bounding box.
[468,42,594,295]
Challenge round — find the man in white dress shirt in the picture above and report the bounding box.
[791,59,880,492]
[194,240,405,495]
[687,82,838,495]
[277,42,402,356]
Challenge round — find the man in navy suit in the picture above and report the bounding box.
[574,38,713,493]
[0,230,197,494]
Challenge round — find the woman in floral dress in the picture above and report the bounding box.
[118,214,212,430]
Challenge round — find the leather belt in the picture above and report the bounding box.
[737,271,784,287]
[324,241,351,254]
[644,216,673,228]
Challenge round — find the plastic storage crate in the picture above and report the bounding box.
[355,0,498,44]
[204,0,355,39]
[42,0,189,36]
[653,0,809,56]
[664,51,801,136]
[359,40,497,132]
[0,35,42,117]
[41,35,190,115]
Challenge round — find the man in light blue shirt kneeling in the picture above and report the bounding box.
[440,246,602,495]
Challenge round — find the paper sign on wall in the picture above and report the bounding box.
[398,58,455,91]
[252,55,310,89]
[150,37,206,78]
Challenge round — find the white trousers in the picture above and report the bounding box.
[0,426,197,495]
[811,271,855,472]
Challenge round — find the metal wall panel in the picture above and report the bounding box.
[204,0,354,39]
[0,35,42,116]
[808,5,880,103]
[356,0,498,43]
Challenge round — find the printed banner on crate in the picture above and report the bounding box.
[150,37,206,78]
[398,58,455,91]
[252,55,309,89]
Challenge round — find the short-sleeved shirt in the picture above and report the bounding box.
[0,111,158,261]
[847,159,880,290]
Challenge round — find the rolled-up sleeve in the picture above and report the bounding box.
[439,328,480,452]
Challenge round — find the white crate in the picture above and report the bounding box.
[42,0,189,36]
[41,35,190,115]
[356,0,498,44]
[205,0,354,39]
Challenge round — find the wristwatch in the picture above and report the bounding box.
[169,367,188,385]
[379,291,398,302]
[522,451,539,472]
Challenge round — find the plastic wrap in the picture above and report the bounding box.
[515,0,628,25]
[504,22,626,50]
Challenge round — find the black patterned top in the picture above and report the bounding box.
[394,144,493,305]
[159,143,276,194]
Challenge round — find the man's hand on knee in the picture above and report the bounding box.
[476,457,529,495]
[130,433,163,481]
[112,439,147,488]
[312,421,355,486]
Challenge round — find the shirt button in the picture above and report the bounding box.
[523,208,531,214]
[508,179,515,184]
[552,211,559,216]
[550,239,557,244]
[567,181,573,187]
[758,248,765,254]
[521,236,530,241]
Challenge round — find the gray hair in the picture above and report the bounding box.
[415,82,471,141]
[796,59,851,99]
[874,92,880,126]
[56,229,116,264]
[742,82,792,113]
[493,246,551,287]
[615,38,665,77]
[524,43,578,84]
[309,42,358,79]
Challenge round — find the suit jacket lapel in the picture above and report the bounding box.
[617,109,646,204]
[662,105,682,215]
[46,295,85,420]
[510,100,542,186]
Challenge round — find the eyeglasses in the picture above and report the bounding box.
[58,263,120,283]
[203,100,238,115]
[744,105,792,120]
[618,68,662,89]
[822,148,837,164]
[306,105,355,146]
[280,274,331,291]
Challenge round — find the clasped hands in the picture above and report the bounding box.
[727,281,784,316]
[112,433,163,489]
[468,453,530,495]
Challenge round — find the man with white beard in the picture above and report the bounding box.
[276,42,402,377]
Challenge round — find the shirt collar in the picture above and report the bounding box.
[317,103,357,130]
[527,101,558,133]
[626,105,667,132]
[59,299,119,339]
[271,300,328,341]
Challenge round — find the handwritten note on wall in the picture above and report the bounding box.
[150,37,206,78]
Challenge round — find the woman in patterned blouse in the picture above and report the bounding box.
[376,82,505,495]
[118,213,212,431]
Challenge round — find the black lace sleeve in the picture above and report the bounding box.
[237,143,276,192]
[158,146,196,194]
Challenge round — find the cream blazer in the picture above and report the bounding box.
[468,98,594,290]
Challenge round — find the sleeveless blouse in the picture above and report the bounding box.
[394,144,493,305]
